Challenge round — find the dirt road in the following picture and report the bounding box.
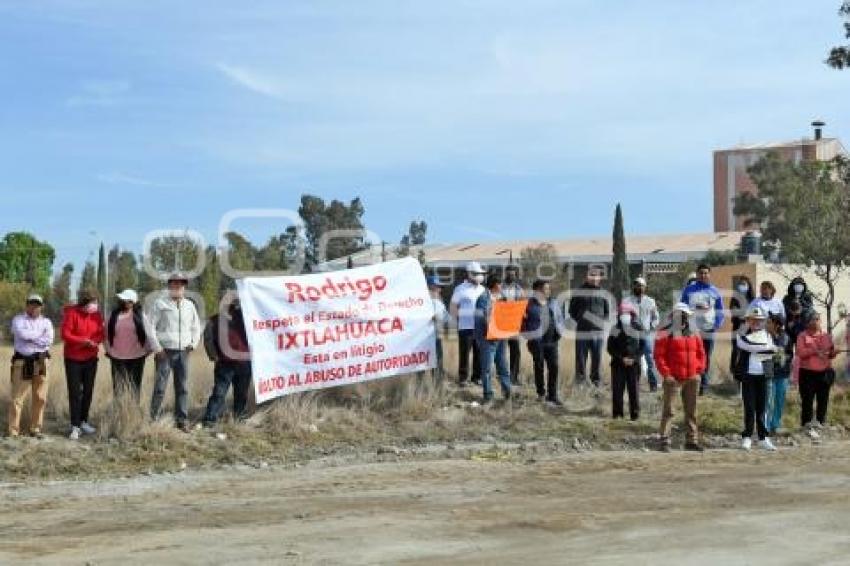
[3,442,850,565]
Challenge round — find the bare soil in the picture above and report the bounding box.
[3,441,850,565]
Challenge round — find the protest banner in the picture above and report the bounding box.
[236,257,436,403]
[486,300,528,340]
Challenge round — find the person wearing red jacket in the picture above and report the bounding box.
[654,302,706,452]
[61,288,105,440]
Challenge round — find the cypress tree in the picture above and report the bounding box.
[611,203,630,303]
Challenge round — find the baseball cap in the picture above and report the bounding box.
[26,293,44,305]
[745,306,768,320]
[426,276,442,287]
[633,276,647,287]
[672,302,693,315]
[116,289,139,303]
[465,261,486,274]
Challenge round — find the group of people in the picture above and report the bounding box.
[439,261,662,414]
[729,275,834,451]
[8,260,840,452]
[8,273,253,439]
[439,261,839,452]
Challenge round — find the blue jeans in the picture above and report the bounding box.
[575,336,603,385]
[203,361,252,424]
[765,376,789,433]
[478,339,511,400]
[151,349,190,424]
[641,337,659,389]
[700,333,715,390]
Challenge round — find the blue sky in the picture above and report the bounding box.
[1,0,848,280]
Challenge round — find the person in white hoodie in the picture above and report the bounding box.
[148,273,201,431]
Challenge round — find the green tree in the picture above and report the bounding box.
[735,152,850,331]
[0,281,30,341]
[0,232,55,291]
[79,261,97,295]
[397,220,428,258]
[148,234,202,275]
[48,262,74,322]
[519,243,562,292]
[96,243,107,304]
[198,245,222,316]
[298,194,366,270]
[223,231,257,272]
[827,1,850,69]
[111,248,139,293]
[611,203,630,303]
[256,229,296,272]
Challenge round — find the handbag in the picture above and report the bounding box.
[824,368,836,386]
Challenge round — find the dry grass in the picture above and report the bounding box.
[0,338,849,480]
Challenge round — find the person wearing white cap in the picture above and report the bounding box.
[450,261,487,386]
[624,276,661,392]
[106,289,153,400]
[7,294,53,438]
[734,306,780,451]
[148,273,201,432]
[654,302,706,452]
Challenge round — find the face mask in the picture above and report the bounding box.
[472,274,484,285]
[84,302,98,314]
[794,284,804,294]
[737,284,749,294]
[619,315,632,326]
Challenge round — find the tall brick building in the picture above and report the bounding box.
[713,122,846,232]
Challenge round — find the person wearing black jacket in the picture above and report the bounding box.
[782,277,814,314]
[607,302,645,420]
[202,300,252,425]
[522,280,563,405]
[729,275,755,375]
[568,269,611,387]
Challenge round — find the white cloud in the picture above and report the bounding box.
[216,63,286,99]
[96,172,174,188]
[67,79,131,107]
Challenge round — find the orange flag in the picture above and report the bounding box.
[487,300,529,340]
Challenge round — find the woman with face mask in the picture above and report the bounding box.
[607,302,645,421]
[734,306,780,451]
[61,288,105,440]
[782,277,814,315]
[729,276,755,376]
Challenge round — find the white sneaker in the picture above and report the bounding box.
[80,422,96,435]
[759,438,777,451]
[741,437,752,451]
[68,427,81,440]
[807,428,821,440]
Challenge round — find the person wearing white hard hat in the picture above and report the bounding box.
[450,262,487,387]
[654,302,706,452]
[106,289,153,400]
[734,306,780,451]
[8,293,53,438]
[624,276,660,391]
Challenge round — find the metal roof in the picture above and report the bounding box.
[319,231,746,270]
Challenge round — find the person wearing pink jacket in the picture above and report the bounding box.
[795,311,837,431]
